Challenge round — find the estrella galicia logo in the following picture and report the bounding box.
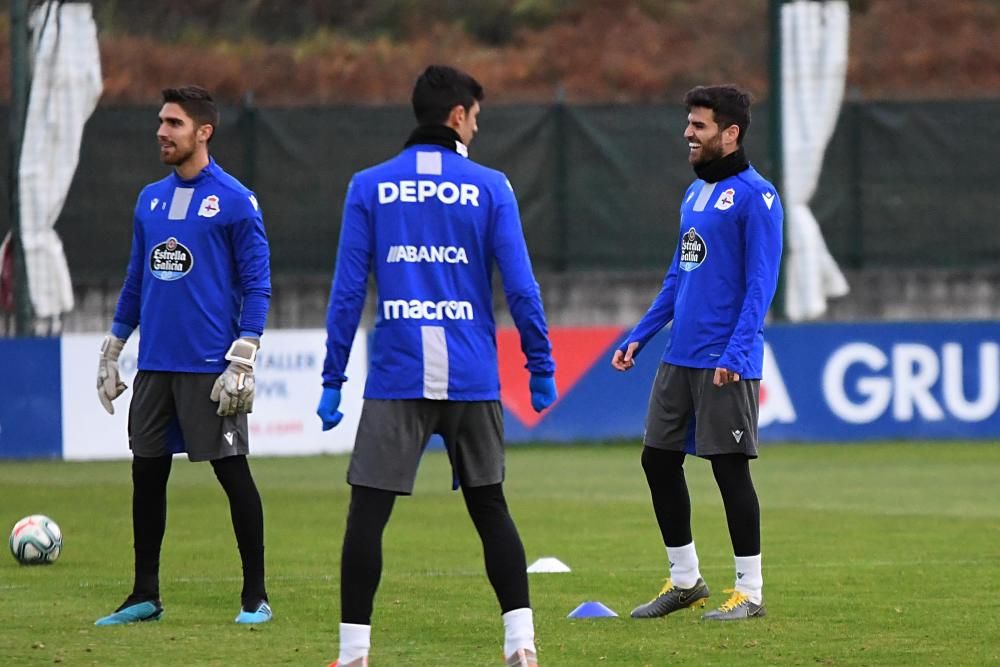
[679,227,707,271]
[149,237,194,280]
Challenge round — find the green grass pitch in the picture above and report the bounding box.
[2,442,999,665]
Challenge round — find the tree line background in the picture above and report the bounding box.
[0,0,997,104]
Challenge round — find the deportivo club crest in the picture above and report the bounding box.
[679,227,707,271]
[149,237,194,280]
[198,194,221,218]
[714,187,736,211]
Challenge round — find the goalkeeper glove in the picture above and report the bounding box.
[210,338,258,417]
[316,387,344,431]
[97,334,128,415]
[529,373,558,412]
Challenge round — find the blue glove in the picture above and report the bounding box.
[529,374,558,413]
[316,387,344,431]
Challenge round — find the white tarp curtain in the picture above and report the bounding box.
[781,0,850,321]
[18,1,102,325]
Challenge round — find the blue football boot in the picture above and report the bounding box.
[95,599,164,626]
[234,600,272,624]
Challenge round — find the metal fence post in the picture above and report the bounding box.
[239,90,258,189]
[552,84,568,272]
[768,0,787,320]
[8,0,34,335]
[847,100,865,268]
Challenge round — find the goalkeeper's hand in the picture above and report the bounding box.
[316,387,344,431]
[97,334,128,415]
[210,338,259,417]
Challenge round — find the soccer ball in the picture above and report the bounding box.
[9,515,63,565]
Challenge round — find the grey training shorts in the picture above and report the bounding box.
[128,371,249,462]
[348,399,505,495]
[643,362,760,458]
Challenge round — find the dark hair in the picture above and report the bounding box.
[161,85,219,141]
[411,65,485,126]
[683,85,752,144]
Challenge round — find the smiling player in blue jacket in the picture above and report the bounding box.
[317,66,555,667]
[612,85,783,623]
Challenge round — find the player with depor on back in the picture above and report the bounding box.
[316,65,557,667]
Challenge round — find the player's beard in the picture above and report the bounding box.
[159,138,196,167]
[689,132,724,166]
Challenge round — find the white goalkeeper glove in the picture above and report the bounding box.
[210,337,259,417]
[97,334,128,415]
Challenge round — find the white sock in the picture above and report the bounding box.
[666,542,701,589]
[502,608,536,658]
[734,554,763,604]
[338,622,371,663]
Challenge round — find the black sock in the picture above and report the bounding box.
[640,446,693,547]
[130,455,172,602]
[710,454,760,556]
[340,485,396,625]
[211,455,267,609]
[462,483,530,613]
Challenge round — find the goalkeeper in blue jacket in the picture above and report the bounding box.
[613,85,782,622]
[317,65,557,667]
[94,86,272,627]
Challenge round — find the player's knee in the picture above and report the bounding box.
[709,453,751,486]
[641,446,684,476]
[211,453,246,476]
[210,455,257,495]
[346,485,396,531]
[132,454,172,486]
[462,483,509,521]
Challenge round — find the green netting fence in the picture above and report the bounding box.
[1,99,995,281]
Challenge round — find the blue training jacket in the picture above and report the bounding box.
[322,143,555,400]
[112,158,271,373]
[621,165,783,379]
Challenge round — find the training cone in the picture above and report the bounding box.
[567,601,619,618]
[527,557,571,573]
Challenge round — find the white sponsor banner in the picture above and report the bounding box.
[61,329,367,460]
